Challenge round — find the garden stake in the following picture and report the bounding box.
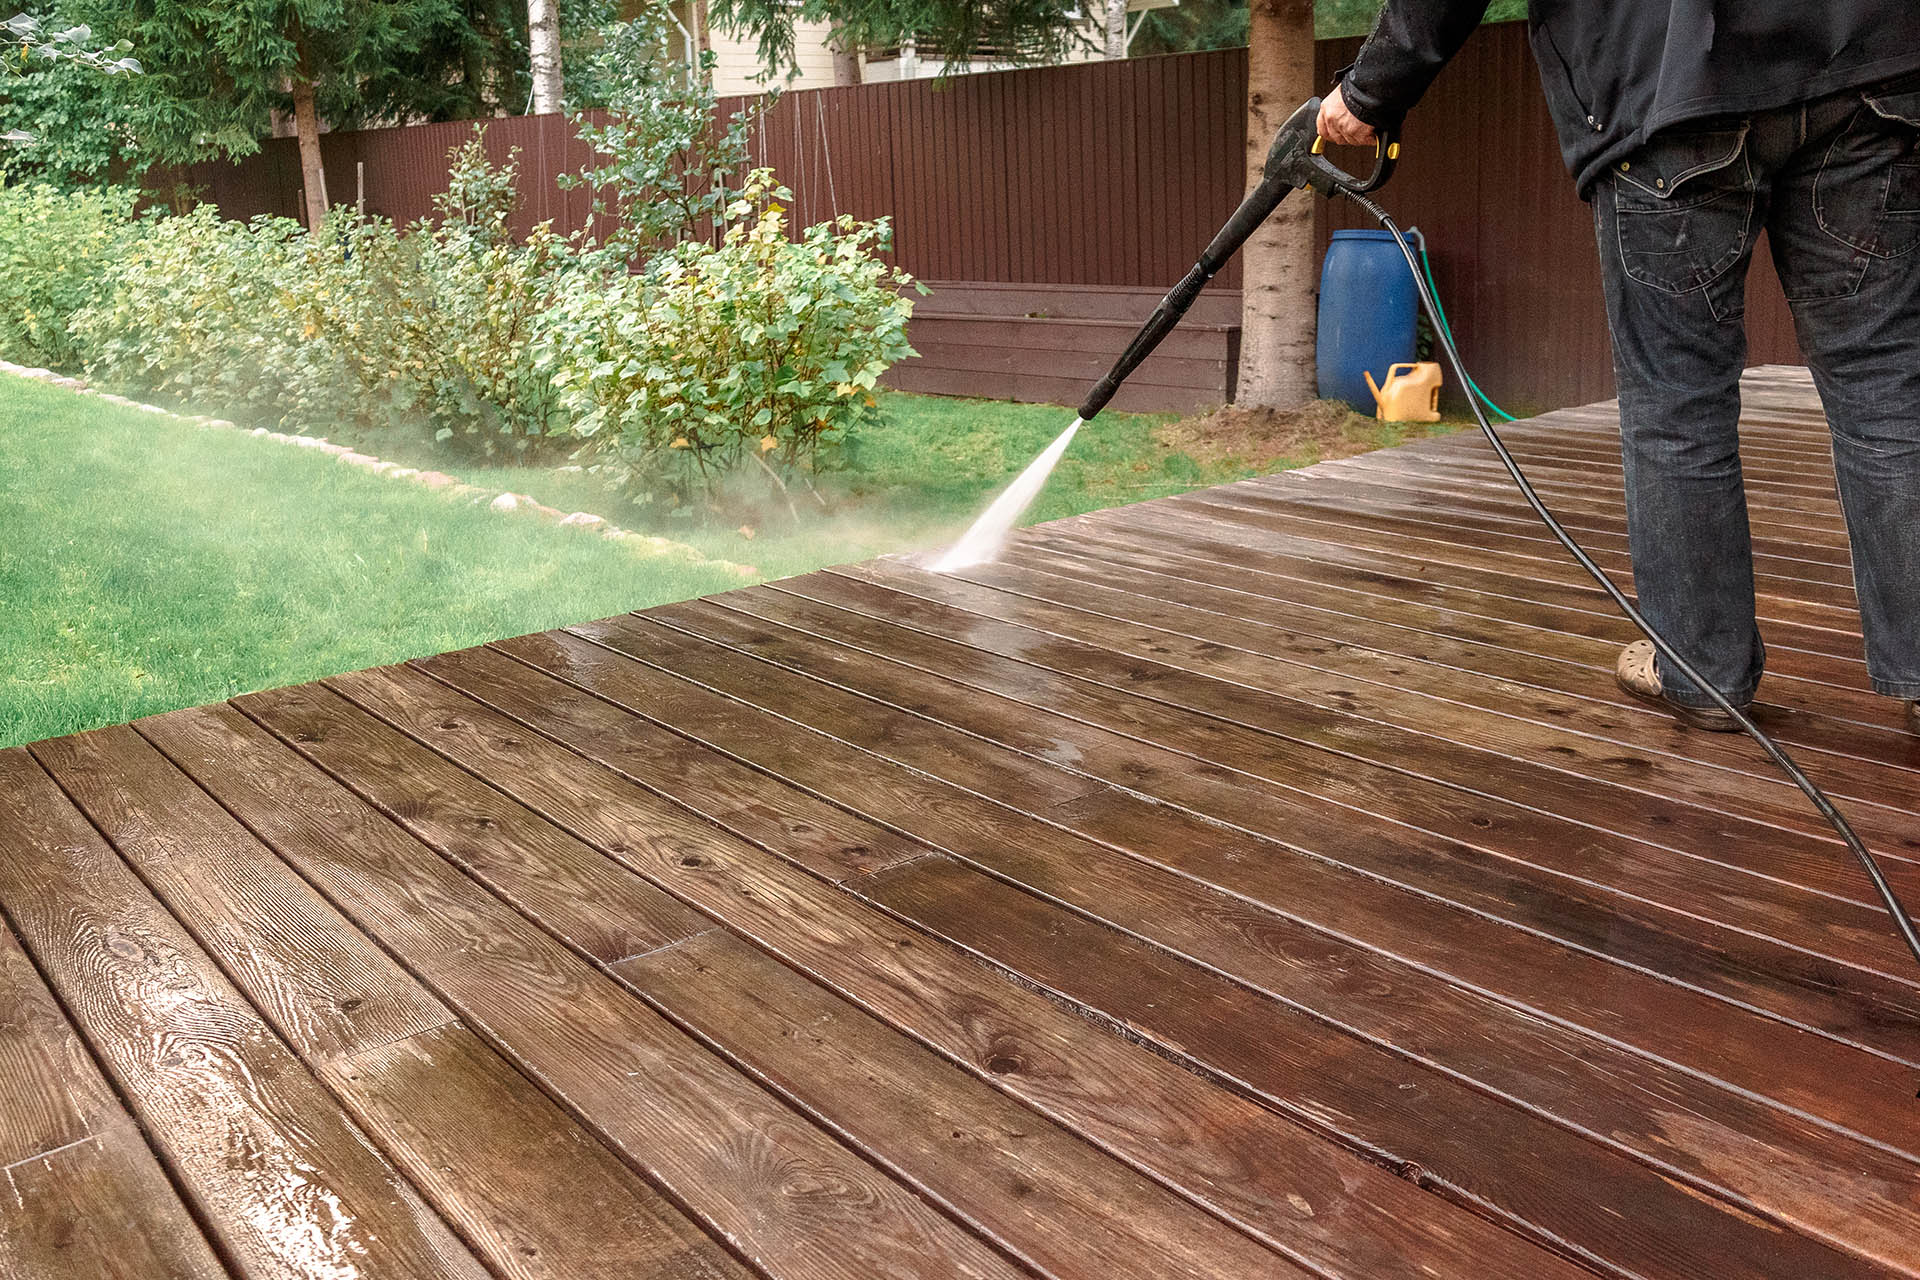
[933,95,1920,982]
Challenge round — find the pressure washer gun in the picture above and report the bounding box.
[1076,97,1400,422]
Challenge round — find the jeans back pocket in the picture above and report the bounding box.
[1612,127,1755,295]
[1817,85,1920,258]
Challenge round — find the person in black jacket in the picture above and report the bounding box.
[1319,3,1920,736]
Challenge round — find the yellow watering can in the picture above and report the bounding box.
[1363,361,1443,423]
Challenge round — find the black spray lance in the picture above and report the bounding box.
[931,100,1398,573]
[1077,97,1400,420]
[934,95,1920,986]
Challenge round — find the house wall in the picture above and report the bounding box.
[705,15,844,94]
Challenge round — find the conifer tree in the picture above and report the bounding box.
[69,0,479,228]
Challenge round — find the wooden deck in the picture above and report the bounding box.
[4,365,1917,1280]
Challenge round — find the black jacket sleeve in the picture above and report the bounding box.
[1337,0,1493,129]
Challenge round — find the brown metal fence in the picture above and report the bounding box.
[171,24,1804,412]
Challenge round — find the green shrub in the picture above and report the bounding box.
[431,127,521,247]
[69,206,336,423]
[66,145,914,499]
[74,140,570,451]
[0,182,142,370]
[562,10,764,265]
[337,133,572,452]
[545,170,921,511]
[351,216,574,452]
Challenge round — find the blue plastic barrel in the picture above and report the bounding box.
[1317,228,1419,413]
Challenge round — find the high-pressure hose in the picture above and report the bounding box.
[1070,97,1920,977]
[1340,189,1920,974]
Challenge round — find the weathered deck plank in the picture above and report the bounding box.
[444,633,1910,1280]
[3,367,1915,1278]
[149,699,1026,1280]
[0,749,488,1280]
[556,606,1920,1268]
[36,723,752,1280]
[311,658,1549,1279]
[0,923,228,1280]
[805,562,1920,974]
[573,609,1920,1128]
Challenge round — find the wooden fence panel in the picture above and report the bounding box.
[172,28,1804,411]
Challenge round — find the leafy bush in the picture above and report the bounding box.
[0,182,142,369]
[0,54,138,188]
[562,10,764,263]
[359,217,574,451]
[74,137,571,450]
[545,171,921,511]
[69,206,332,422]
[431,127,521,246]
[62,141,919,500]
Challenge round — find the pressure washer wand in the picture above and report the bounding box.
[1077,97,1399,421]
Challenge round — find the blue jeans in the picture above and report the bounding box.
[1593,74,1920,707]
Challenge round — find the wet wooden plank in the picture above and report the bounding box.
[1434,426,1844,480]
[483,627,1915,1280]
[0,923,228,1280]
[566,614,1920,1213]
[240,692,709,967]
[1305,462,1855,563]
[1093,495,1867,646]
[784,563,1918,850]
[609,604,1920,1078]
[1270,468,1856,575]
[394,648,925,884]
[1199,482,1859,596]
[1299,459,1857,557]
[1266,455,1853,558]
[822,558,1920,952]
[2,1128,232,1280]
[1342,436,1855,526]
[1168,491,1864,615]
[619,929,1299,1280]
[999,531,1904,771]
[352,645,1570,1280]
[44,721,751,1280]
[1376,441,1843,514]
[867,856,1916,1280]
[168,697,1023,1280]
[1025,504,1860,676]
[991,526,1912,760]
[0,748,487,1280]
[1466,430,1848,486]
[1060,500,1871,663]
[326,1025,752,1280]
[34,726,456,1064]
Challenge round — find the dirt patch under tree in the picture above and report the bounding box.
[1154,398,1455,470]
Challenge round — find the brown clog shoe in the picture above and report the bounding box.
[1615,640,1747,733]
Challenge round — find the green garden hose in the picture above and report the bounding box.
[1415,243,1518,423]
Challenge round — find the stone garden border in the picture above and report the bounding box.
[2,360,759,580]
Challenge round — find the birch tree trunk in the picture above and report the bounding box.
[830,24,862,84]
[1104,0,1128,59]
[289,71,329,233]
[1234,0,1318,408]
[528,0,563,113]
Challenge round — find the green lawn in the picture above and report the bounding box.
[0,376,760,748]
[2,377,1280,748]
